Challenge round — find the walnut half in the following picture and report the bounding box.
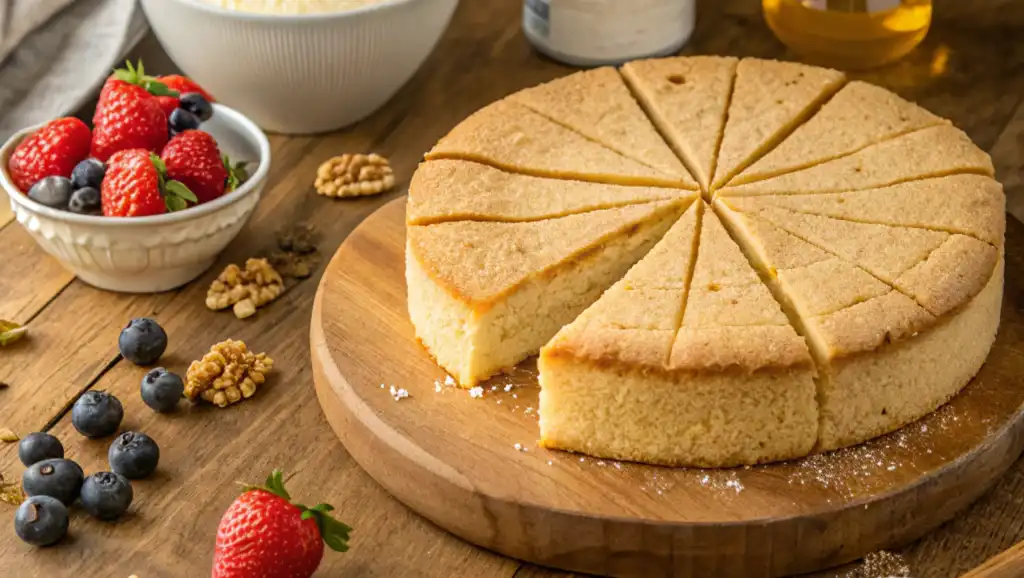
[206,258,284,319]
[185,339,273,408]
[314,153,396,198]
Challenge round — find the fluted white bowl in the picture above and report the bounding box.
[1,104,271,293]
[139,0,459,134]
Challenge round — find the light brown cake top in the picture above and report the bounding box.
[425,99,692,188]
[406,159,694,225]
[621,56,738,190]
[722,198,998,317]
[733,81,947,185]
[509,67,695,185]
[740,175,1005,247]
[718,125,995,197]
[408,199,688,307]
[712,58,846,189]
[716,201,937,359]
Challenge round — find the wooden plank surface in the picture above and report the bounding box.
[0,1,1022,576]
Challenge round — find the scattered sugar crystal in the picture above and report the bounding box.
[490,385,498,391]
[469,387,484,398]
[513,443,527,452]
[724,479,744,493]
[547,460,553,466]
[389,385,410,401]
[524,407,534,414]
[579,457,585,463]
[613,463,622,470]
[379,383,385,389]
[512,393,518,399]
[434,381,442,393]
[597,461,605,466]
[886,465,896,471]
[444,375,456,387]
[504,384,514,392]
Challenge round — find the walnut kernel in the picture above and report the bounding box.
[185,339,273,408]
[206,258,284,319]
[314,153,396,198]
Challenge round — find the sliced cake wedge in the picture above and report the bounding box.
[425,99,691,188]
[621,56,738,191]
[716,201,1003,450]
[740,175,1005,246]
[407,159,694,225]
[732,81,947,185]
[711,59,845,190]
[540,203,819,467]
[407,199,691,387]
[718,125,995,197]
[508,67,695,185]
[722,198,999,318]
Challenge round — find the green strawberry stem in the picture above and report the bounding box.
[114,60,179,98]
[242,469,353,553]
[149,153,198,212]
[224,155,250,192]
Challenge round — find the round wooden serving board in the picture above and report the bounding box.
[311,198,1024,578]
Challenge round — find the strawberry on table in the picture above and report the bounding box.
[213,469,351,578]
[7,117,91,192]
[157,74,215,103]
[162,130,245,205]
[91,61,175,162]
[101,149,196,217]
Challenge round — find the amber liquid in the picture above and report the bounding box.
[762,0,933,70]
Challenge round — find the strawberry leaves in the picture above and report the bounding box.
[114,60,179,99]
[149,153,197,212]
[224,155,249,192]
[242,469,353,553]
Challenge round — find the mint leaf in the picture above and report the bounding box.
[165,180,197,203]
[165,196,187,212]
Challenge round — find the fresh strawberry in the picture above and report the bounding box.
[154,95,180,119]
[212,470,351,578]
[161,130,240,204]
[7,118,91,192]
[91,61,175,162]
[158,74,215,103]
[101,149,196,217]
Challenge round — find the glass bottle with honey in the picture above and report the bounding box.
[762,0,933,70]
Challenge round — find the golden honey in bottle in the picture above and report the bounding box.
[762,0,933,70]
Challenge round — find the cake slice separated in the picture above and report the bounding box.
[711,58,846,190]
[716,201,1004,450]
[407,198,691,387]
[718,125,995,198]
[731,81,947,186]
[620,55,738,191]
[508,67,696,186]
[740,175,1005,246]
[722,198,999,318]
[540,202,819,467]
[407,159,694,225]
[425,99,691,188]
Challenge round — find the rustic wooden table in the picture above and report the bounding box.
[1,1,1024,576]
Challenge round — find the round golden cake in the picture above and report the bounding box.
[404,56,1004,467]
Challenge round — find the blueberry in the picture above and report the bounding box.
[22,458,84,505]
[140,368,184,413]
[14,496,69,547]
[27,176,72,208]
[169,108,201,133]
[68,186,101,215]
[179,92,213,122]
[108,431,160,479]
[70,158,105,190]
[118,318,168,366]
[71,390,124,438]
[18,432,64,467]
[80,472,133,521]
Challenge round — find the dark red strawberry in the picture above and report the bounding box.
[212,470,350,578]
[7,118,91,192]
[154,95,180,119]
[158,74,215,103]
[162,130,245,205]
[91,61,175,162]
[101,149,196,217]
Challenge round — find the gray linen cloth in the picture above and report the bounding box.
[0,0,148,141]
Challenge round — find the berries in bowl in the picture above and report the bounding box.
[0,61,271,293]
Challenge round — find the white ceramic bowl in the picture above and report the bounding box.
[139,0,459,134]
[1,104,271,293]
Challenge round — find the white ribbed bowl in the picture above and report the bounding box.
[1,104,271,294]
[139,0,459,134]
